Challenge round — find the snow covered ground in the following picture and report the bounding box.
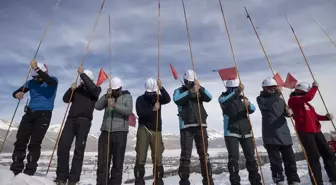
[0,160,332,185]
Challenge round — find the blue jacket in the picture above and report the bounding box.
[173,85,212,130]
[218,89,255,138]
[12,68,58,111]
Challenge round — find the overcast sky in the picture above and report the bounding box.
[1,0,336,136]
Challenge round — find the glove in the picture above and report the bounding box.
[30,59,38,70]
[77,66,84,74]
[326,113,334,120]
[153,102,160,111]
[243,98,249,107]
[107,98,115,109]
[106,88,112,97]
[238,83,244,91]
[71,83,77,91]
[15,92,24,100]
[312,81,319,88]
[286,108,293,117]
[194,80,200,93]
[157,79,162,89]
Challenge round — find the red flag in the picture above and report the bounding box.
[218,67,237,81]
[128,113,137,127]
[273,73,285,87]
[169,63,178,80]
[96,68,108,86]
[284,73,298,89]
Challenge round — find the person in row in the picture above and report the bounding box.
[173,70,214,185]
[94,77,133,185]
[288,81,336,185]
[218,79,262,185]
[55,66,102,185]
[257,77,300,185]
[10,60,58,176]
[134,77,171,185]
[9,62,336,185]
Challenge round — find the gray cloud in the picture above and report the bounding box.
[1,0,336,136]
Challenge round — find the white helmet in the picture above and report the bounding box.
[30,63,48,76]
[110,77,123,90]
[183,69,196,82]
[83,69,94,81]
[226,79,240,88]
[262,77,277,87]
[145,78,158,92]
[295,82,310,92]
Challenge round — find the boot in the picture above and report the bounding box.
[178,165,190,185]
[276,182,285,185]
[153,166,164,185]
[67,182,76,185]
[54,179,67,185]
[134,164,145,185]
[200,162,214,185]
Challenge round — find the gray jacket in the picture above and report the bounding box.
[256,91,293,146]
[95,90,133,132]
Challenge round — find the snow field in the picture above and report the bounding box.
[0,160,332,185]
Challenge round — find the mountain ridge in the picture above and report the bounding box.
[0,119,333,153]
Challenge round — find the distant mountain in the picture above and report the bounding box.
[0,119,333,153]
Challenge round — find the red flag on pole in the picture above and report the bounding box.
[169,63,178,80]
[96,68,108,86]
[284,73,298,89]
[273,73,285,87]
[128,113,137,127]
[218,67,237,81]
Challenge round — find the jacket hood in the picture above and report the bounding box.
[260,90,273,97]
[122,90,131,95]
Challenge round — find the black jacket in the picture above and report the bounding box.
[219,88,255,138]
[63,73,102,121]
[256,91,293,145]
[173,86,212,129]
[136,87,171,132]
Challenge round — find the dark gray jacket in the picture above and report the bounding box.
[257,91,292,146]
[95,90,133,132]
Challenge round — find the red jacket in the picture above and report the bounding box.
[288,86,328,133]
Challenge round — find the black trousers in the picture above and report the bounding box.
[178,127,214,185]
[56,118,91,183]
[299,131,336,185]
[96,131,128,185]
[265,144,300,184]
[225,136,262,185]
[10,110,52,176]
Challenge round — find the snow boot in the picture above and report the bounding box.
[134,164,145,185]
[201,162,214,185]
[178,165,190,185]
[153,166,164,185]
[54,179,67,185]
[202,178,214,185]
